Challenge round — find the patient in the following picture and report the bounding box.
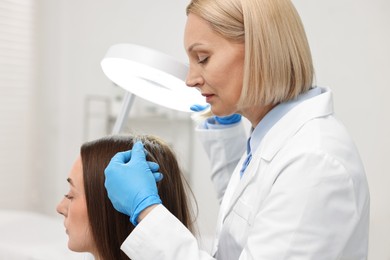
[56,134,196,260]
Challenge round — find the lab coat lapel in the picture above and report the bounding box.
[220,88,334,223]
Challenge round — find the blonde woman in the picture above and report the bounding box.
[104,0,370,259]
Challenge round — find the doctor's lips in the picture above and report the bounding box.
[202,93,214,102]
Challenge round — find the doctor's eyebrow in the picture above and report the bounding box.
[67,178,75,187]
[187,43,203,53]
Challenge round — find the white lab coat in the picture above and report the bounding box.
[121,87,370,260]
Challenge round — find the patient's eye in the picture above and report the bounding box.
[64,194,73,200]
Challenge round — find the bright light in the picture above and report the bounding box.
[101,44,206,112]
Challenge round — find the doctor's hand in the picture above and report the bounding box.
[104,141,162,226]
[190,104,241,125]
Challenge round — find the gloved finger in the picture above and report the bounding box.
[147,161,160,172]
[130,141,147,162]
[109,150,132,164]
[190,104,210,112]
[153,172,164,182]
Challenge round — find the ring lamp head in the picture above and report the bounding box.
[101,43,206,112]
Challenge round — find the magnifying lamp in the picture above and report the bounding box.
[101,43,206,133]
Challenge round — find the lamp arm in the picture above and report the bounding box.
[111,91,136,134]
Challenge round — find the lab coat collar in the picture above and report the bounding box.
[220,86,334,224]
[259,86,333,161]
[249,87,322,161]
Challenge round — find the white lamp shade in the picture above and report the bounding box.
[101,43,206,112]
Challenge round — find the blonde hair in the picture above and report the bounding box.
[187,0,314,108]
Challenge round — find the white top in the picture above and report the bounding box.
[121,86,370,260]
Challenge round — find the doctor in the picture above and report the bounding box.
[104,0,370,259]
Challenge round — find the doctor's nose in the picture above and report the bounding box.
[185,67,204,88]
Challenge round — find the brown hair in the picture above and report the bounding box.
[187,0,314,108]
[80,134,195,260]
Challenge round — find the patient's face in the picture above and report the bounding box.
[56,156,96,255]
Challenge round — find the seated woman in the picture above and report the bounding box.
[56,134,196,260]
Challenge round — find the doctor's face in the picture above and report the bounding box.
[184,13,245,116]
[56,156,96,255]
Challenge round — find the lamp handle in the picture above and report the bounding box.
[111,91,135,134]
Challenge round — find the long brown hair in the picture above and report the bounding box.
[80,134,196,260]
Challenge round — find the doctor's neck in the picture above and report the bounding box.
[241,103,277,128]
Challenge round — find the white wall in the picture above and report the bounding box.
[0,1,36,211]
[10,0,390,258]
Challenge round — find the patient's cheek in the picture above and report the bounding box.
[68,225,95,253]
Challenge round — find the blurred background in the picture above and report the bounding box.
[0,0,389,259]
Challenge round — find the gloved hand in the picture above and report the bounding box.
[190,104,241,125]
[104,141,162,226]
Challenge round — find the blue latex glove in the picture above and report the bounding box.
[190,104,241,125]
[104,141,162,226]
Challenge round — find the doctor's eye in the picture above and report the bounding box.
[198,56,209,64]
